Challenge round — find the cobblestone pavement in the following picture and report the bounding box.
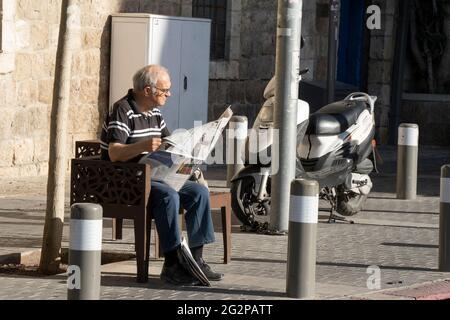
[0,146,449,300]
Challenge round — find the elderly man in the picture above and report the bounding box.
[100,65,223,285]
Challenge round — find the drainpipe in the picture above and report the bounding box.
[327,0,340,103]
[388,0,410,145]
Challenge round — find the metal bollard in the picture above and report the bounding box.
[226,116,248,187]
[286,179,319,299]
[396,123,419,200]
[439,165,450,271]
[67,203,103,300]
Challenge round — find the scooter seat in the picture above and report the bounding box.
[306,100,367,135]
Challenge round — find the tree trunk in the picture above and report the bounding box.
[39,0,79,275]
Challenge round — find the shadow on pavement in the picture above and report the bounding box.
[317,261,439,273]
[100,273,286,298]
[381,242,438,249]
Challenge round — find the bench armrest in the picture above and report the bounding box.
[71,158,151,208]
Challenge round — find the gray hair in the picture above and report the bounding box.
[132,65,170,93]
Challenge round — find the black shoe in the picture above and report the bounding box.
[160,262,200,286]
[197,258,224,281]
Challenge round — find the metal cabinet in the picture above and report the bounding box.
[110,13,211,131]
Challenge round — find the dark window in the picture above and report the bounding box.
[192,0,227,60]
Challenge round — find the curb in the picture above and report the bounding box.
[349,278,450,300]
[0,249,136,267]
[0,249,41,266]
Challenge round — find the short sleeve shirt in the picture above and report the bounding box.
[100,89,171,162]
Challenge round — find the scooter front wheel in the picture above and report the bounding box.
[230,177,270,228]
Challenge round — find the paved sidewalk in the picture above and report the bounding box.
[0,146,449,300]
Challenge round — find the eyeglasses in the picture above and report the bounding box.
[150,85,171,94]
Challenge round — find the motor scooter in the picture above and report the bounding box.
[230,73,378,231]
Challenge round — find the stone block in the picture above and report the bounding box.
[245,80,266,105]
[0,140,14,167]
[38,79,54,105]
[16,80,39,106]
[0,106,16,137]
[82,29,103,49]
[0,53,16,75]
[229,81,246,103]
[33,136,50,163]
[79,78,100,104]
[30,22,49,50]
[230,0,242,13]
[70,104,100,134]
[15,20,31,50]
[14,53,33,82]
[11,105,50,137]
[47,0,62,24]
[83,50,101,77]
[261,33,276,56]
[248,56,274,80]
[32,52,56,80]
[17,0,48,21]
[228,37,241,61]
[368,61,392,85]
[13,138,34,165]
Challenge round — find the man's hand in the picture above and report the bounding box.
[109,137,162,162]
[147,138,162,152]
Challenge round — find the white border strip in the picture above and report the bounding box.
[290,195,318,224]
[230,122,248,140]
[69,219,103,251]
[441,178,450,204]
[398,127,419,147]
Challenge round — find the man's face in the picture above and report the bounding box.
[145,74,171,107]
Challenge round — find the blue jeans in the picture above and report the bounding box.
[148,180,215,253]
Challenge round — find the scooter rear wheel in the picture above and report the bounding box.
[336,192,368,216]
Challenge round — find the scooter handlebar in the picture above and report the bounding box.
[345,92,377,114]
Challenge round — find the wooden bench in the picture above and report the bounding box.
[71,140,231,282]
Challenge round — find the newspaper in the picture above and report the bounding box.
[178,237,211,287]
[139,107,233,191]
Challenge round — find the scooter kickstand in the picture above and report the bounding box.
[328,211,355,224]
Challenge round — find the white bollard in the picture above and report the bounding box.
[67,203,103,300]
[440,165,450,271]
[286,179,319,299]
[396,123,419,200]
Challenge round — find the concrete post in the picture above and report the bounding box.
[439,165,450,271]
[396,123,419,200]
[270,0,303,233]
[286,179,319,299]
[226,116,248,187]
[67,203,103,300]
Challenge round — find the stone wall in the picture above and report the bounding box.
[207,0,321,126]
[0,0,185,178]
[0,0,403,178]
[401,94,450,146]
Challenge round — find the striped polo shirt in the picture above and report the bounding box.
[100,89,171,162]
